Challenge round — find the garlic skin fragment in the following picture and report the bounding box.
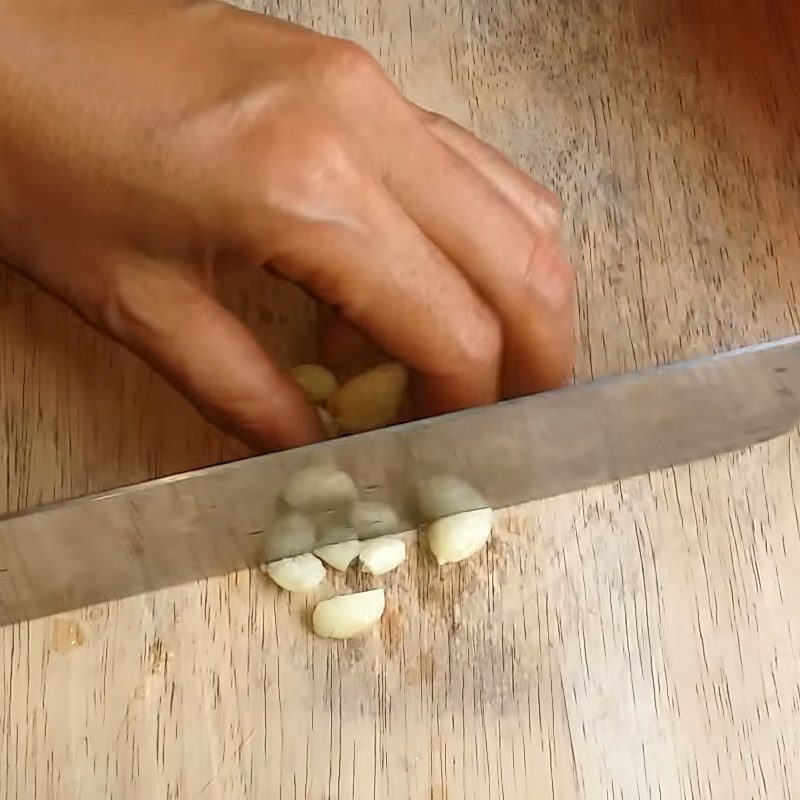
[313,589,386,639]
[290,364,339,404]
[327,362,408,433]
[426,508,494,565]
[417,474,487,521]
[313,540,362,571]
[359,536,406,575]
[283,465,357,513]
[350,501,399,538]
[265,553,326,592]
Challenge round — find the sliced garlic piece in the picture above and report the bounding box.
[426,508,493,565]
[350,501,399,538]
[359,536,406,575]
[314,540,362,571]
[283,465,357,512]
[290,363,339,404]
[313,589,386,639]
[327,362,408,433]
[417,474,487,521]
[264,553,326,592]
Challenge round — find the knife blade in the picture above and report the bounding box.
[1,336,800,625]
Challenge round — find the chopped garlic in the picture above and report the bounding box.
[417,474,487,521]
[290,363,339,404]
[426,508,493,565]
[283,465,357,513]
[327,362,408,433]
[313,589,386,639]
[350,501,399,538]
[264,553,326,592]
[314,540,362,571]
[359,536,406,575]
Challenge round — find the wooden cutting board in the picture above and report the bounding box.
[1,0,799,797]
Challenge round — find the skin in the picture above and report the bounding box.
[0,0,575,451]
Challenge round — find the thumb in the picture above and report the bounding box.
[106,260,321,451]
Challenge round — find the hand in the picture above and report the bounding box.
[0,0,575,450]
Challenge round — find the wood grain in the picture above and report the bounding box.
[1,0,799,797]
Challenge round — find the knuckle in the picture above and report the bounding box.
[539,187,563,222]
[187,90,356,208]
[518,234,576,312]
[287,127,359,198]
[319,39,386,95]
[521,183,564,234]
[455,305,503,373]
[177,40,389,258]
[264,125,357,205]
[219,118,361,257]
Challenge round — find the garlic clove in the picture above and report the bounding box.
[359,536,406,575]
[314,519,357,546]
[263,511,317,562]
[290,364,339,404]
[426,508,493,565]
[283,465,357,513]
[417,474,487,521]
[264,553,326,592]
[313,540,362,571]
[350,501,400,538]
[312,589,386,639]
[327,362,408,433]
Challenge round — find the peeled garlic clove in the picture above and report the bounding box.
[264,553,326,592]
[327,362,408,433]
[359,536,406,575]
[417,474,487,521]
[290,364,339,404]
[283,465,357,512]
[264,512,316,561]
[426,508,493,565]
[313,589,386,639]
[314,540,362,571]
[350,501,399,538]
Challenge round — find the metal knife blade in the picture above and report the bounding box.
[2,336,800,625]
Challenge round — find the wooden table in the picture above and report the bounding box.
[2,0,799,797]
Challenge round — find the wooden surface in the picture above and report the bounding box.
[2,0,800,797]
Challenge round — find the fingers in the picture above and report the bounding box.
[417,108,564,232]
[106,257,322,451]
[387,113,576,397]
[318,313,385,378]
[267,177,502,416]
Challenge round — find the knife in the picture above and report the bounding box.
[1,336,799,626]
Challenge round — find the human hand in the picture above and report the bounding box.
[0,0,575,450]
